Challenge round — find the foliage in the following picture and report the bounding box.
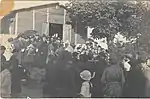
[67,1,148,40]
[66,1,150,55]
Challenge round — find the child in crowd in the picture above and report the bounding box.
[79,70,95,98]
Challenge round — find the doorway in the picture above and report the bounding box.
[49,23,63,40]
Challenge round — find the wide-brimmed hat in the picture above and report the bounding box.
[80,70,92,81]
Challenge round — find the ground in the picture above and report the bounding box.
[20,80,43,98]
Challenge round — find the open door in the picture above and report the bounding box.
[49,23,63,39]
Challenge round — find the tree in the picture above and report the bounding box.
[66,0,150,55]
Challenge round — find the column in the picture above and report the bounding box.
[32,10,35,30]
[63,9,66,42]
[69,25,72,43]
[15,12,18,35]
[46,8,49,22]
[75,21,77,44]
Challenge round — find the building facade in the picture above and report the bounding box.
[1,2,87,44]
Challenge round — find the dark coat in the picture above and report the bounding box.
[9,54,22,94]
[101,64,125,97]
[44,51,73,97]
[91,58,107,98]
[0,54,6,71]
[43,62,58,97]
[54,51,73,97]
[126,64,146,97]
[37,41,48,68]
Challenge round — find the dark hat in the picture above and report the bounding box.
[77,47,81,49]
[0,45,6,50]
[79,54,88,62]
[73,52,79,57]
[8,38,14,42]
[109,53,118,64]
[99,52,106,57]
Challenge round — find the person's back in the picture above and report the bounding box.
[104,65,124,82]
[91,58,107,97]
[101,54,125,97]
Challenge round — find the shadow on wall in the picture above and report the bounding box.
[1,12,16,34]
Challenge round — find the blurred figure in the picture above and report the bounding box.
[101,54,125,97]
[0,61,13,98]
[144,57,150,97]
[125,53,147,97]
[65,41,74,54]
[138,54,150,97]
[91,52,107,98]
[0,45,6,67]
[9,49,22,98]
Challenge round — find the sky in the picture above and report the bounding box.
[13,1,69,10]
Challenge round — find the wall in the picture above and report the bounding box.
[17,6,65,35]
[35,8,47,34]
[49,6,64,24]
[1,5,87,44]
[18,10,33,33]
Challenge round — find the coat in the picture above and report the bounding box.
[126,64,146,97]
[80,81,92,98]
[141,63,150,97]
[9,54,22,94]
[91,58,107,98]
[0,54,6,69]
[101,64,125,97]
[0,69,11,98]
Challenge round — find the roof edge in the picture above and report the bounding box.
[13,2,60,12]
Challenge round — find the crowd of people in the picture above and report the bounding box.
[0,32,150,98]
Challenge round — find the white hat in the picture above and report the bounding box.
[80,70,92,81]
